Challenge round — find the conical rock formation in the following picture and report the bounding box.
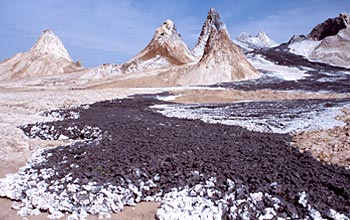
[120,19,195,72]
[192,8,221,58]
[179,8,259,86]
[88,19,196,78]
[30,30,73,61]
[0,30,82,81]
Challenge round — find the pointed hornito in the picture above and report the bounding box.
[120,19,195,73]
[192,8,223,57]
[30,30,73,62]
[180,8,259,85]
[0,30,82,81]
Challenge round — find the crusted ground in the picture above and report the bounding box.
[294,108,350,167]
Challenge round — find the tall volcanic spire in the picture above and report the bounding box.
[192,8,224,58]
[179,8,259,86]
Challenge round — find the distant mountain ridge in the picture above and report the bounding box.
[235,31,278,51]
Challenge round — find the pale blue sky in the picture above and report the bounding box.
[0,0,349,67]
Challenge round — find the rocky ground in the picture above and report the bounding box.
[0,88,150,178]
[1,94,350,219]
[154,97,350,134]
[1,61,350,219]
[0,87,166,220]
[1,46,350,220]
[0,200,158,220]
[294,108,350,167]
[1,8,350,220]
[170,89,349,104]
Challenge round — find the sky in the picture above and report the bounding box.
[0,0,349,67]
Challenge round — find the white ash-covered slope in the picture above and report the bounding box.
[234,31,278,51]
[81,63,122,80]
[31,30,73,62]
[0,30,82,81]
[288,13,350,68]
[179,8,260,86]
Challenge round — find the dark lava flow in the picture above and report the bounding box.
[217,48,350,94]
[21,95,350,218]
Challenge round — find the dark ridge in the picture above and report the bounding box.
[216,47,350,93]
[309,13,349,40]
[21,95,350,218]
[257,47,350,72]
[219,72,350,94]
[287,34,308,44]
